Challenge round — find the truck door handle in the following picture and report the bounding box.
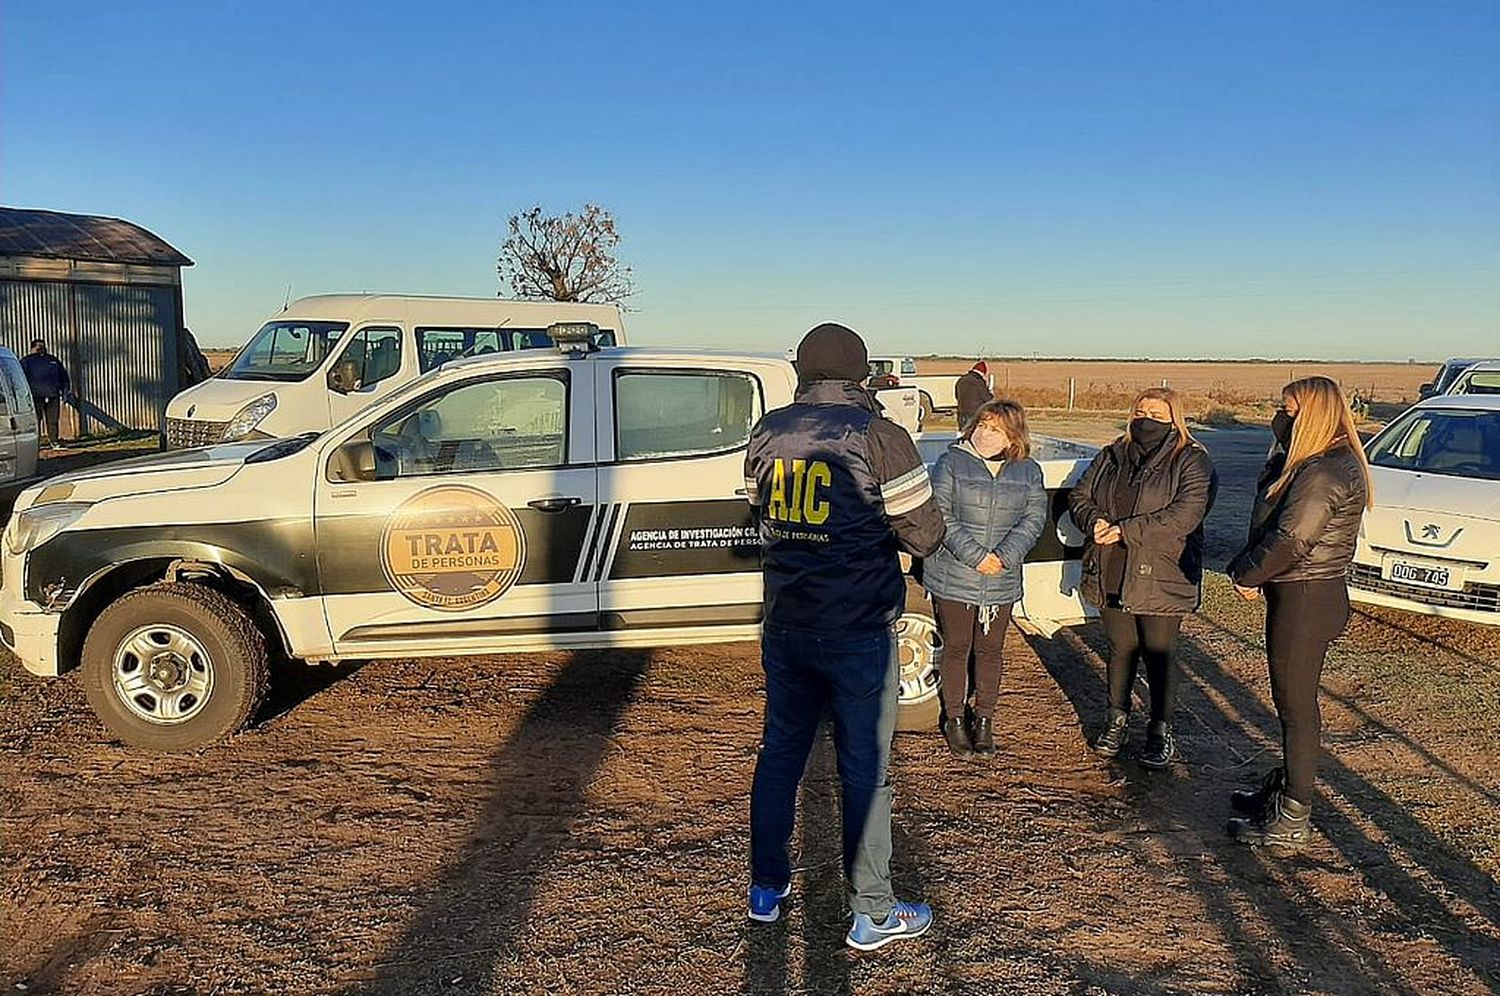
[528,496,582,513]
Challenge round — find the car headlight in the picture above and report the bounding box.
[6,502,92,556]
[223,393,278,441]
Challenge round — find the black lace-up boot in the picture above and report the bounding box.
[1090,708,1129,758]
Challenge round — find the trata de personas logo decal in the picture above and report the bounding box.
[381,485,527,611]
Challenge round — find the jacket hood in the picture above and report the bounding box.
[795,323,868,386]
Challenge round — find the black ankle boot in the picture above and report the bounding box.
[1230,768,1285,816]
[1228,791,1312,855]
[1090,708,1129,758]
[970,716,995,754]
[1138,721,1175,769]
[942,717,972,757]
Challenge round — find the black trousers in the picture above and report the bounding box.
[1100,607,1183,724]
[934,597,1013,721]
[1264,579,1350,805]
[37,395,61,445]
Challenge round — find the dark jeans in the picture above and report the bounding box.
[36,395,60,445]
[1100,607,1183,723]
[1265,579,1350,805]
[750,624,899,918]
[934,596,1013,720]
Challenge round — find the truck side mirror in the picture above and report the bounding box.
[328,361,359,394]
[328,439,377,482]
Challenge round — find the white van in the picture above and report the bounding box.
[0,347,40,484]
[164,294,626,448]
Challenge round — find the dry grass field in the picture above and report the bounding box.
[915,358,1431,420]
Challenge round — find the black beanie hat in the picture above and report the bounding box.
[795,323,869,385]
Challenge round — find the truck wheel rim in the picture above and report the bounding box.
[895,612,941,706]
[112,624,215,725]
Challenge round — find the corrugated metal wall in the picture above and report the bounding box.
[0,279,179,432]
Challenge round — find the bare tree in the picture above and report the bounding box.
[497,204,634,303]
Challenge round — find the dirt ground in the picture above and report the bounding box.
[3,577,1498,995]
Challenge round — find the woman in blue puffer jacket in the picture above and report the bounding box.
[924,391,1048,757]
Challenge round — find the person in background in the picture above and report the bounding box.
[1225,376,1371,855]
[1069,388,1216,768]
[923,379,1047,757]
[22,339,71,448]
[743,322,945,951]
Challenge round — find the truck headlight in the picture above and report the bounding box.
[223,393,278,441]
[6,502,92,556]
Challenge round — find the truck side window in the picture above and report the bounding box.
[614,370,761,462]
[372,373,569,478]
[334,327,402,390]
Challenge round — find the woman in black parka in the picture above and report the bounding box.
[1069,388,1216,768]
[1225,376,1371,855]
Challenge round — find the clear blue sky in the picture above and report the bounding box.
[4,1,1497,359]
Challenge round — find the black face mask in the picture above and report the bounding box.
[1130,417,1172,450]
[1271,410,1295,448]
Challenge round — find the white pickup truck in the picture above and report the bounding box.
[0,335,1094,750]
[869,356,969,425]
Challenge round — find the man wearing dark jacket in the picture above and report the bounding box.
[21,339,71,446]
[743,322,944,951]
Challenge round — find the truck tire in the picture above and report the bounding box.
[918,391,936,427]
[82,582,269,751]
[895,581,942,732]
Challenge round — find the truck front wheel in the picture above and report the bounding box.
[82,582,269,751]
[895,583,942,732]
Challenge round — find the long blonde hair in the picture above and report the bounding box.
[965,398,1032,462]
[1268,376,1374,507]
[1122,387,1195,455]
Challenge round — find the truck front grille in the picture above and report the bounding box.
[166,418,228,449]
[1348,563,1500,614]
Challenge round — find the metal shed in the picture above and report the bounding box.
[0,206,193,436]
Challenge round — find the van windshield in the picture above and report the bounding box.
[222,321,350,382]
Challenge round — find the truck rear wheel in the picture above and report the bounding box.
[82,582,269,751]
[895,582,942,732]
[918,391,936,427]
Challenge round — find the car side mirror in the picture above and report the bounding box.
[328,439,376,482]
[328,361,359,394]
[1419,382,1435,398]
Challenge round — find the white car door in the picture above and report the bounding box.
[314,361,600,657]
[592,357,773,632]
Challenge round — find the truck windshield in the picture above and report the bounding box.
[1367,408,1500,481]
[222,321,350,382]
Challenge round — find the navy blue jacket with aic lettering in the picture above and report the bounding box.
[744,381,945,634]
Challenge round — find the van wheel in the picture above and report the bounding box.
[895,583,942,732]
[82,582,269,751]
[918,391,936,426]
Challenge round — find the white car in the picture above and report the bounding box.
[1350,394,1500,625]
[1446,360,1500,397]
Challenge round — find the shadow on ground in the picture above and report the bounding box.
[1028,619,1500,994]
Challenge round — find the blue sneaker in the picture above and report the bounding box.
[845,901,933,951]
[747,882,792,923]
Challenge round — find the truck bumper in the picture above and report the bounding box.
[0,581,61,676]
